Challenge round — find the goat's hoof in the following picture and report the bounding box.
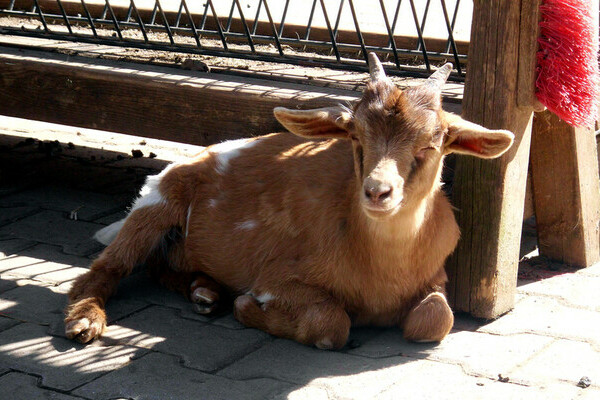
[403,292,454,343]
[190,284,220,315]
[64,301,106,343]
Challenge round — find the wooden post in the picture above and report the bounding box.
[530,113,600,267]
[446,0,538,318]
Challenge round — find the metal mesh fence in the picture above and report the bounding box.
[0,0,470,80]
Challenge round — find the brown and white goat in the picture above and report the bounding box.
[64,53,514,349]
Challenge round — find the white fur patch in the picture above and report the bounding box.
[93,163,174,245]
[208,199,218,208]
[210,138,256,174]
[235,220,258,231]
[94,219,126,246]
[255,292,275,304]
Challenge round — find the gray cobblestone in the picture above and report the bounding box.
[0,372,81,400]
[0,210,105,256]
[0,323,148,391]
[72,352,292,400]
[0,185,130,221]
[114,305,270,372]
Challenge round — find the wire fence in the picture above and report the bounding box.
[0,0,470,80]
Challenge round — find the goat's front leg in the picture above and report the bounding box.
[233,283,351,350]
[65,204,182,343]
[402,291,454,343]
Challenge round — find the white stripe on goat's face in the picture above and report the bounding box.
[210,138,258,174]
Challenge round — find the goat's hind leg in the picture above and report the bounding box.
[65,204,182,343]
[234,284,351,349]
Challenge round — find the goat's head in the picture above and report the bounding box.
[274,53,514,220]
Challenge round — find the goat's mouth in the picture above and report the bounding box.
[362,202,401,219]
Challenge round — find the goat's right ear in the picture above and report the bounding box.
[274,106,353,139]
[443,112,514,159]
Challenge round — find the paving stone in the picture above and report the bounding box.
[577,388,600,400]
[0,210,105,256]
[94,209,128,225]
[349,329,554,379]
[0,279,66,326]
[480,296,600,347]
[0,206,40,226]
[518,271,600,311]
[377,377,579,400]
[0,316,19,332]
[0,244,89,285]
[114,305,270,372]
[0,371,81,400]
[0,278,17,293]
[72,352,292,400]
[0,238,37,257]
[511,340,600,388]
[0,185,130,221]
[0,323,148,391]
[218,338,412,390]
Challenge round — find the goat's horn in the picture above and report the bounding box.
[426,63,453,88]
[368,53,386,81]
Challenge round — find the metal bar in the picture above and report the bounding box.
[207,0,228,50]
[251,0,263,35]
[125,3,133,22]
[332,0,344,38]
[304,0,318,40]
[416,0,431,51]
[105,0,123,40]
[181,0,201,47]
[7,0,15,11]
[155,0,175,45]
[150,2,158,25]
[233,0,256,53]
[129,0,149,42]
[319,0,340,61]
[225,1,236,32]
[440,0,461,74]
[389,0,403,46]
[408,0,430,71]
[174,1,184,28]
[446,0,460,53]
[79,0,98,37]
[278,0,290,37]
[347,0,367,62]
[100,3,108,20]
[56,0,73,34]
[379,0,400,69]
[32,0,49,32]
[262,0,284,55]
[199,1,209,30]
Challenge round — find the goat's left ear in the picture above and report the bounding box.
[274,106,353,139]
[443,112,514,159]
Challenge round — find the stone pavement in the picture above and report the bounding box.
[0,115,599,399]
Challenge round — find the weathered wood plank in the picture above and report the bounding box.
[446,0,537,318]
[530,111,600,267]
[0,46,357,146]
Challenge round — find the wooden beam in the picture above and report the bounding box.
[530,111,600,267]
[0,46,357,146]
[446,0,538,318]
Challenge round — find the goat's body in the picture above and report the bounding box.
[126,132,459,327]
[65,54,512,347]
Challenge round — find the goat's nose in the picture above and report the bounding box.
[364,184,393,203]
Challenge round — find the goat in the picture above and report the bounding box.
[64,53,514,349]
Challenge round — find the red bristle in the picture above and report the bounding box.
[536,0,599,127]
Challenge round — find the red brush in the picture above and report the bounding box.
[536,0,599,127]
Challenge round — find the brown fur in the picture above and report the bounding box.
[65,56,513,348]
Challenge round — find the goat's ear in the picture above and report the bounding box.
[273,106,353,139]
[443,112,514,159]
